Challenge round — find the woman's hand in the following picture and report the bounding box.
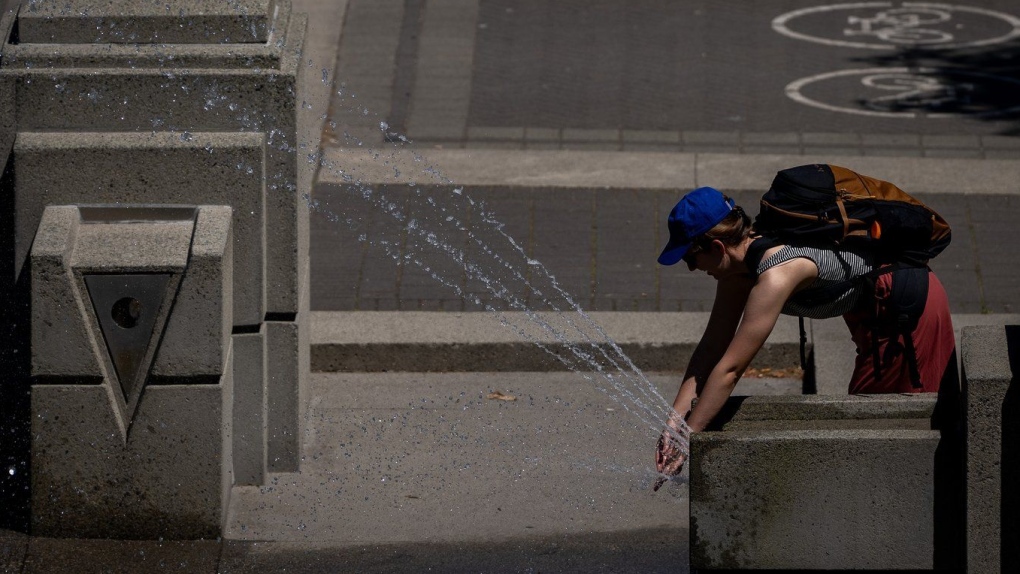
[654,421,688,491]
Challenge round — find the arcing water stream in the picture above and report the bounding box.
[304,92,692,466]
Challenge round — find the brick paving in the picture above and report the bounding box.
[311,183,1018,315]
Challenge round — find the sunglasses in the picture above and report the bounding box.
[682,237,715,267]
[682,238,703,259]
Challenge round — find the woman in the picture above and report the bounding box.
[653,186,955,480]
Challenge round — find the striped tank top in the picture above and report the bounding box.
[756,244,876,319]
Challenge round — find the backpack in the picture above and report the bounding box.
[748,164,952,389]
[754,163,951,266]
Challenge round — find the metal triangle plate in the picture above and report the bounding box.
[83,273,172,413]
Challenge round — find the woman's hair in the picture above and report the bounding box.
[696,199,753,249]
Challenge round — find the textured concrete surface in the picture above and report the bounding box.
[2,4,307,316]
[266,320,302,473]
[153,206,234,378]
[690,425,942,570]
[310,311,804,373]
[29,207,100,378]
[13,132,266,325]
[232,330,266,487]
[30,206,234,380]
[962,325,1020,574]
[28,205,234,540]
[15,0,275,44]
[31,385,228,539]
[1,528,689,573]
[226,372,694,545]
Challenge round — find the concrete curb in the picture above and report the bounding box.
[310,311,803,373]
[311,311,1020,380]
[322,148,1020,195]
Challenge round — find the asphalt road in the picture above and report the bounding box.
[327,0,1020,153]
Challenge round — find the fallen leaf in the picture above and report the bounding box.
[487,390,517,401]
[744,366,804,379]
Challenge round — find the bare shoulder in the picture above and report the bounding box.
[758,252,818,293]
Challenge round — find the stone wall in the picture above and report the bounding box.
[0,0,309,537]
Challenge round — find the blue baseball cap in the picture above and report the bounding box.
[657,187,735,266]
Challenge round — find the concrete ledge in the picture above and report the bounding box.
[311,311,1020,376]
[712,393,938,428]
[961,324,1020,573]
[322,148,1020,195]
[691,426,943,570]
[15,0,275,44]
[689,392,964,571]
[310,311,803,372]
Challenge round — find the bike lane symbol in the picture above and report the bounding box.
[786,68,1020,118]
[773,2,1020,50]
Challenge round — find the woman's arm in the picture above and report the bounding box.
[684,260,815,432]
[656,275,754,481]
[668,275,754,423]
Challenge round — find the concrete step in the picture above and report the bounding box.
[310,311,804,373]
[311,311,1020,395]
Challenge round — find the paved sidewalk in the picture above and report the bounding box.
[311,151,1020,315]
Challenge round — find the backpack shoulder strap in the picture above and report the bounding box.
[745,235,781,280]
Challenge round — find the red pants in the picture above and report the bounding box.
[843,269,954,394]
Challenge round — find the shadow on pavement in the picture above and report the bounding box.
[851,39,1020,134]
[219,527,689,574]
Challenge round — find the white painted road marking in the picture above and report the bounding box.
[773,2,1020,49]
[785,67,1020,117]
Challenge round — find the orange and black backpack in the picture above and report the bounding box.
[754,163,951,266]
[748,164,953,388]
